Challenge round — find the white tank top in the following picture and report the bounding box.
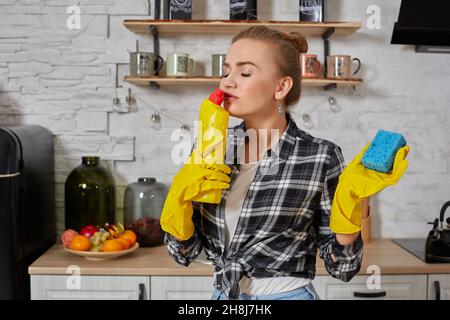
[223,154,310,296]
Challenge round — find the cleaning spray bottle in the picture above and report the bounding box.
[190,88,229,204]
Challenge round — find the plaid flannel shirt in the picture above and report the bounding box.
[165,112,363,300]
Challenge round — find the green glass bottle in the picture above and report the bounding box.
[65,156,116,231]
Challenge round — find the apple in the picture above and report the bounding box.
[80,225,99,238]
[60,229,78,248]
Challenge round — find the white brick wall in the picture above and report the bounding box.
[0,0,449,238]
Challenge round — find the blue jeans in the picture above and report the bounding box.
[211,284,320,300]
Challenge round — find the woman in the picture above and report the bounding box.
[160,26,409,300]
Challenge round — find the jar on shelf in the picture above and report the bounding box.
[123,177,168,247]
[65,156,116,231]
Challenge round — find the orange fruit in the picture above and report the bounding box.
[116,237,130,250]
[69,235,91,251]
[122,230,137,247]
[102,239,124,252]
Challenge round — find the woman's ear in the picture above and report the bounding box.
[275,76,293,101]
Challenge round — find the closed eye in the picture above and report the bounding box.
[222,73,251,78]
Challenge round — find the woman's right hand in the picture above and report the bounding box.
[160,150,231,240]
[177,149,231,202]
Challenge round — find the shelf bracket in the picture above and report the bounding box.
[322,27,335,90]
[149,81,160,89]
[149,25,161,89]
[324,83,337,91]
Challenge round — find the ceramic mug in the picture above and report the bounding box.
[300,53,322,78]
[166,53,195,76]
[187,58,196,76]
[129,52,164,76]
[327,55,361,79]
[211,54,227,77]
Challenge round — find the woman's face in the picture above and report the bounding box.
[220,39,285,119]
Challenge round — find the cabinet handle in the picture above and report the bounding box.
[139,283,145,300]
[353,291,386,298]
[434,281,441,300]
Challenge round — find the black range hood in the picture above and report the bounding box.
[391,0,450,53]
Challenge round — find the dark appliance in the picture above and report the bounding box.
[392,238,428,262]
[425,201,450,262]
[392,199,450,264]
[391,0,450,53]
[0,125,55,299]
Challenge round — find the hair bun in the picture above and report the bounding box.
[281,32,308,54]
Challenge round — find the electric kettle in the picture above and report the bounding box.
[425,201,450,262]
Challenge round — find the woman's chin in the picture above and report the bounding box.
[223,102,243,117]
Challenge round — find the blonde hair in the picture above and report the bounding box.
[231,26,308,111]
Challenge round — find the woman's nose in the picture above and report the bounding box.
[221,73,237,89]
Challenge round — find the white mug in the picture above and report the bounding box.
[166,53,195,76]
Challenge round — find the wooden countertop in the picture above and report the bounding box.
[29,240,450,276]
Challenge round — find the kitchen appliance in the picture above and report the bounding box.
[425,201,450,262]
[391,0,450,53]
[392,200,450,263]
[392,238,428,262]
[0,125,55,299]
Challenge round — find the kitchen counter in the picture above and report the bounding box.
[29,240,450,276]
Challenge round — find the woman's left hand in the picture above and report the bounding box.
[329,143,410,234]
[342,143,409,195]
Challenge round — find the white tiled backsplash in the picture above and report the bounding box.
[0,0,449,238]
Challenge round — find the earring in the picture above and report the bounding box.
[277,101,285,115]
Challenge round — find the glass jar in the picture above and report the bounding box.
[65,156,116,231]
[124,177,168,247]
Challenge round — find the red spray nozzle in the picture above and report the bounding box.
[208,88,224,105]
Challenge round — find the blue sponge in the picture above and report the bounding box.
[361,130,406,173]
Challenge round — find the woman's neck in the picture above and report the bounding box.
[242,112,288,163]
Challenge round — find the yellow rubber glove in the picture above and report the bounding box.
[160,150,231,240]
[329,143,410,234]
[191,88,229,204]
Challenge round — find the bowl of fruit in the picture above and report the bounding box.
[61,223,139,261]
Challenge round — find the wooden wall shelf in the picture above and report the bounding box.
[123,19,362,36]
[124,75,363,89]
[123,19,364,90]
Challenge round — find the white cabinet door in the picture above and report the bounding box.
[30,275,150,300]
[428,274,450,300]
[312,275,427,300]
[151,276,214,300]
